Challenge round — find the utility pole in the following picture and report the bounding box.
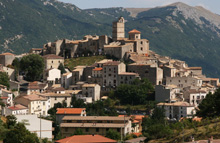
[40,113,41,143]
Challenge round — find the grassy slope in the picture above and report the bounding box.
[64,56,106,70]
[150,119,220,143]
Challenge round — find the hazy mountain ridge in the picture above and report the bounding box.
[1,0,220,77]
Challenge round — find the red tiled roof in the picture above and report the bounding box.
[8,104,27,110]
[93,68,103,71]
[0,97,8,100]
[56,108,85,115]
[43,54,64,59]
[0,52,14,56]
[132,120,139,123]
[55,135,117,143]
[132,133,142,137]
[128,29,141,34]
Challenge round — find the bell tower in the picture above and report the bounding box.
[112,17,125,41]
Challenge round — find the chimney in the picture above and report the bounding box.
[208,136,213,143]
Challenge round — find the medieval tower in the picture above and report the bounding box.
[112,17,125,41]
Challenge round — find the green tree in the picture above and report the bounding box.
[0,71,10,88]
[12,58,20,81]
[4,122,39,143]
[196,88,220,118]
[5,115,17,129]
[70,96,86,108]
[106,129,121,141]
[73,128,84,135]
[0,118,7,140]
[58,63,66,74]
[20,54,44,81]
[114,78,154,105]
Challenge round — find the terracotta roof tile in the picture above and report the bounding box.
[56,108,85,115]
[43,54,64,59]
[0,53,15,56]
[128,29,141,34]
[8,104,27,110]
[93,68,103,71]
[55,135,117,143]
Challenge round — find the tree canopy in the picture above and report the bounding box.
[106,129,121,141]
[196,88,220,118]
[0,71,10,88]
[20,54,44,81]
[114,78,154,105]
[58,63,66,74]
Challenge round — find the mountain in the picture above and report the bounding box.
[1,0,220,78]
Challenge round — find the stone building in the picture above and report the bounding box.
[14,94,49,116]
[155,85,181,102]
[43,54,64,70]
[127,63,163,85]
[61,72,72,89]
[112,17,125,41]
[157,102,196,120]
[183,89,207,107]
[118,72,140,85]
[166,75,203,89]
[0,53,15,66]
[60,116,131,137]
[81,84,101,103]
[72,66,86,85]
[102,61,126,89]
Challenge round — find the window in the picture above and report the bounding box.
[117,128,120,132]
[140,41,143,44]
[55,97,57,100]
[140,47,143,51]
[65,97,67,100]
[106,128,109,131]
[52,61,53,63]
[86,128,89,132]
[109,74,111,76]
[96,128,99,132]
[43,102,45,106]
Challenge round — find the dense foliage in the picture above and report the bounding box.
[106,129,121,141]
[0,71,10,88]
[0,115,40,143]
[20,54,44,81]
[58,63,66,74]
[197,88,220,118]
[114,78,154,105]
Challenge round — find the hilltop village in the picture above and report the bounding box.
[0,17,220,142]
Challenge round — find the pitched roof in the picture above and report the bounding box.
[0,52,14,56]
[103,61,121,66]
[8,104,27,110]
[55,135,117,143]
[56,108,85,115]
[19,94,47,101]
[60,123,127,128]
[43,54,64,59]
[128,29,141,34]
[62,116,131,121]
[93,68,103,71]
[82,84,97,88]
[157,102,194,107]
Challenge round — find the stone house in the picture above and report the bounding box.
[27,81,48,95]
[155,85,181,102]
[80,84,101,103]
[118,72,140,85]
[14,94,49,116]
[61,72,72,89]
[71,66,86,85]
[127,63,163,85]
[0,53,15,66]
[157,102,196,120]
[60,116,131,137]
[5,104,28,116]
[183,89,207,106]
[166,75,203,89]
[43,54,64,70]
[0,65,15,81]
[43,68,61,85]
[102,61,126,89]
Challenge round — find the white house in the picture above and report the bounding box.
[5,104,28,116]
[183,89,207,106]
[44,68,61,85]
[16,115,53,141]
[157,102,196,120]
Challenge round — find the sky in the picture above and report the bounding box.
[60,0,220,15]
